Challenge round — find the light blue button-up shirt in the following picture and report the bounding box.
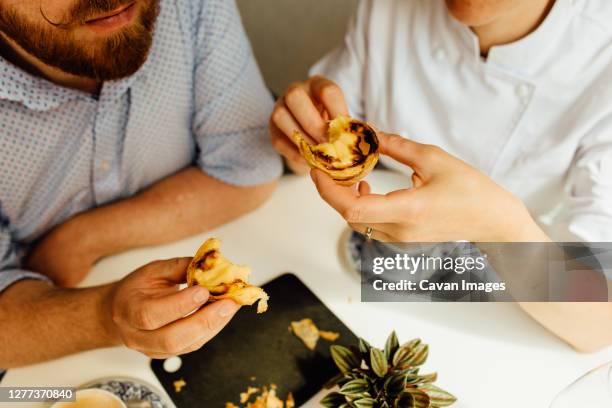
[0,0,282,292]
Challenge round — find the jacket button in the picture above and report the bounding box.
[434,48,447,61]
[516,83,532,103]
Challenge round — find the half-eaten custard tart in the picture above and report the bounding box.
[187,238,268,313]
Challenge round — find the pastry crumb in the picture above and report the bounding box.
[228,384,294,408]
[290,318,341,350]
[240,386,260,404]
[319,330,340,342]
[173,378,186,393]
[290,318,319,350]
[286,392,295,408]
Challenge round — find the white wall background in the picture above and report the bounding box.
[236,0,359,96]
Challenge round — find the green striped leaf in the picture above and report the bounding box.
[393,346,413,367]
[403,388,431,408]
[320,392,346,408]
[359,338,372,367]
[324,373,346,389]
[403,339,421,349]
[339,379,369,396]
[419,384,457,407]
[384,373,407,398]
[401,367,421,376]
[393,343,428,368]
[353,397,377,408]
[331,345,360,373]
[419,372,438,384]
[384,331,400,363]
[395,392,411,408]
[370,348,388,378]
[359,337,372,355]
[401,344,429,367]
[405,372,437,385]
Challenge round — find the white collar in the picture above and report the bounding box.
[445,0,580,77]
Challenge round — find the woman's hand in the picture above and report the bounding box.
[270,76,349,174]
[311,133,550,242]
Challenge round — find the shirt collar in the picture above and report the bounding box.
[447,0,579,77]
[0,56,84,111]
[0,47,151,111]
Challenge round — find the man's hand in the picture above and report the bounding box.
[311,132,550,242]
[104,257,240,359]
[25,216,99,287]
[270,76,349,174]
[0,257,240,368]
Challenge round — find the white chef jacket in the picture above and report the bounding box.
[311,0,612,242]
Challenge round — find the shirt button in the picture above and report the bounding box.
[516,83,532,102]
[434,47,447,61]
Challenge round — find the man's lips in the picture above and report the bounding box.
[85,2,137,30]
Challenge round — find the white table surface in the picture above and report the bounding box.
[2,171,612,408]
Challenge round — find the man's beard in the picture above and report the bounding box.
[0,0,160,81]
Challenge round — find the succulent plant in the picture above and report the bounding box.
[320,332,457,408]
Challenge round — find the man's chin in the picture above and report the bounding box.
[51,48,151,82]
[36,18,155,81]
[0,0,159,83]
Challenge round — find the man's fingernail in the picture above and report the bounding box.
[219,301,238,317]
[192,287,208,303]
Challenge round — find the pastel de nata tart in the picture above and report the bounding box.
[293,116,379,186]
[187,238,268,313]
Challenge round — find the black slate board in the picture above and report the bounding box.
[151,273,357,407]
